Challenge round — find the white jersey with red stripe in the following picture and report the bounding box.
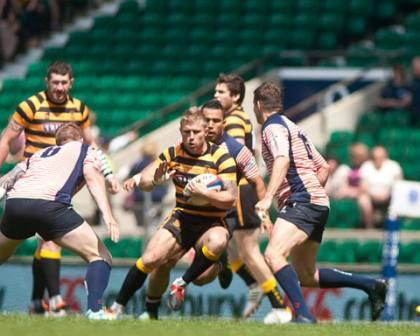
[261,113,329,208]
[8,141,102,204]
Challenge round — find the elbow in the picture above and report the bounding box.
[220,195,236,210]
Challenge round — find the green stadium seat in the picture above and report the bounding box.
[328,199,361,229]
[289,30,315,50]
[270,1,293,15]
[297,0,320,13]
[323,0,347,16]
[376,1,397,21]
[346,17,367,37]
[318,241,338,262]
[337,240,359,263]
[14,238,37,256]
[319,14,344,31]
[405,14,420,32]
[399,241,419,263]
[375,29,404,50]
[356,241,383,264]
[349,0,372,17]
[268,14,293,30]
[293,14,318,30]
[318,32,338,50]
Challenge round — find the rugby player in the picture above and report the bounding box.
[0,61,119,315]
[0,123,119,320]
[253,82,387,323]
[110,108,237,313]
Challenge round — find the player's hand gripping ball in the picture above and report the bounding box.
[183,173,223,206]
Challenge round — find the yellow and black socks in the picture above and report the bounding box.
[261,278,286,309]
[116,258,151,306]
[231,260,257,287]
[182,245,218,284]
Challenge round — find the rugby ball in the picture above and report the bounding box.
[183,173,223,205]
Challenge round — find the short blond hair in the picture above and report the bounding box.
[55,122,83,145]
[180,107,207,128]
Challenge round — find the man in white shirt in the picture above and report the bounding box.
[360,146,403,228]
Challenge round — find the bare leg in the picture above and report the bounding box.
[0,231,22,264]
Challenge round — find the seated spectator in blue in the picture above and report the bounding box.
[407,57,420,126]
[125,141,168,228]
[376,64,410,111]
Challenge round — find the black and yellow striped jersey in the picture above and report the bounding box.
[158,142,237,218]
[224,106,254,152]
[11,91,91,157]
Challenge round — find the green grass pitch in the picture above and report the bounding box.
[0,315,419,336]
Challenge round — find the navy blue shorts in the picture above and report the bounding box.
[225,184,260,232]
[0,198,84,241]
[277,202,329,243]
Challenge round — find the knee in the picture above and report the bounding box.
[141,251,163,270]
[264,246,288,269]
[205,231,228,254]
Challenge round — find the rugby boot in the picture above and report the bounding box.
[369,279,388,321]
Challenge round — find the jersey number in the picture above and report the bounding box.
[41,147,61,158]
[298,132,313,159]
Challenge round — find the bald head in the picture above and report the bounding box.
[371,146,388,169]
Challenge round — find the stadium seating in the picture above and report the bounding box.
[1,0,414,137]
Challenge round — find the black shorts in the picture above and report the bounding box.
[0,198,84,241]
[161,209,227,250]
[226,184,261,232]
[277,201,329,243]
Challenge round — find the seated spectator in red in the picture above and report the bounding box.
[360,146,403,228]
[376,64,411,111]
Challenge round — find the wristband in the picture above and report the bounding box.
[133,174,141,186]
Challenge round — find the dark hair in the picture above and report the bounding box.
[217,73,245,104]
[253,81,283,113]
[55,122,82,145]
[201,99,223,111]
[47,61,73,79]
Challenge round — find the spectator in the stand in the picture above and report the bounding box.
[376,64,411,111]
[334,143,369,199]
[360,146,403,228]
[0,0,20,63]
[331,143,373,228]
[324,155,350,199]
[407,57,420,126]
[125,141,168,228]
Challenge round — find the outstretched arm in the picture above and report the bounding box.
[84,165,119,242]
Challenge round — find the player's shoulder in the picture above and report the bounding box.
[17,91,45,110]
[223,133,244,154]
[68,95,88,111]
[227,108,249,122]
[262,113,290,131]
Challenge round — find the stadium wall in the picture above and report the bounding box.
[1,263,419,321]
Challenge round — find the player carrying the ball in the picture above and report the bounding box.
[111,108,237,312]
